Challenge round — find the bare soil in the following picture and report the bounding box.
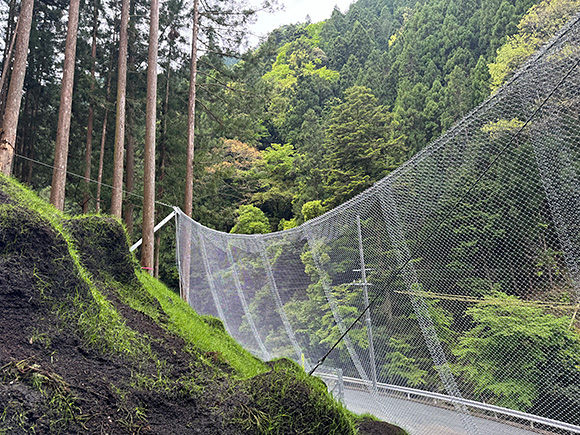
[0,180,402,434]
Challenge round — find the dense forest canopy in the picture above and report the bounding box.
[0,0,577,277]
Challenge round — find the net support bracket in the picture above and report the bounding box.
[130,210,177,252]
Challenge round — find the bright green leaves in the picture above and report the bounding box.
[489,0,580,91]
[302,200,325,222]
[262,143,296,182]
[262,24,340,136]
[252,143,297,229]
[263,62,296,89]
[263,27,339,91]
[382,337,429,388]
[230,204,270,234]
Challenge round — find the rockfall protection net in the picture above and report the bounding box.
[176,13,580,435]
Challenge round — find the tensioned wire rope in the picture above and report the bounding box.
[307,49,580,377]
[12,152,174,209]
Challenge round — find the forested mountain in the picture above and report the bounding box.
[0,0,577,280]
[200,0,548,231]
[1,0,580,427]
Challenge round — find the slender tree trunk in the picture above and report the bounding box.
[18,87,38,183]
[1,0,17,71]
[0,0,34,175]
[96,66,113,213]
[141,0,159,272]
[123,109,135,234]
[180,0,199,300]
[160,40,171,172]
[123,0,137,236]
[184,0,199,217]
[0,18,19,111]
[25,93,38,184]
[110,0,130,217]
[156,41,170,217]
[13,84,29,178]
[83,0,99,213]
[96,110,109,213]
[0,0,18,121]
[50,0,81,210]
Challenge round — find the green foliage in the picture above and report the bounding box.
[489,0,580,90]
[302,200,325,221]
[323,86,405,207]
[453,292,580,411]
[278,218,298,231]
[262,143,296,181]
[250,143,298,228]
[381,337,428,388]
[230,204,271,234]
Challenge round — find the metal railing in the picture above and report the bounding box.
[317,374,580,434]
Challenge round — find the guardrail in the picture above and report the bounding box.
[316,373,580,434]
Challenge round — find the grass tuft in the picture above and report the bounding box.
[137,271,269,378]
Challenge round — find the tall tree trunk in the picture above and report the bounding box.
[123,115,135,234]
[184,0,199,218]
[0,0,18,122]
[0,18,19,113]
[1,0,17,71]
[160,37,171,176]
[156,38,170,221]
[25,93,38,184]
[50,0,81,210]
[123,3,137,236]
[96,65,113,213]
[141,0,159,273]
[83,0,99,213]
[95,110,109,213]
[180,0,199,300]
[0,0,34,175]
[110,0,130,217]
[15,81,30,178]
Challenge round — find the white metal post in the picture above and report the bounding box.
[355,214,378,393]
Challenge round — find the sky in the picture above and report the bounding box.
[249,0,355,45]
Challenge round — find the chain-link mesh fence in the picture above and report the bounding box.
[176,12,580,435]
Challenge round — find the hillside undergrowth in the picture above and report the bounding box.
[0,175,404,434]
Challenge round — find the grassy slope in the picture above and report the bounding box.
[0,174,380,434]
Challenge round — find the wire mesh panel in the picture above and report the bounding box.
[176,12,580,435]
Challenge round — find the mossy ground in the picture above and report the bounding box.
[0,175,404,434]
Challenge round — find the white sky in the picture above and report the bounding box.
[249,0,356,45]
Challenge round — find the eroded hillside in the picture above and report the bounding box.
[0,175,404,434]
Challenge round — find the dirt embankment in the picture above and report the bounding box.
[0,177,404,435]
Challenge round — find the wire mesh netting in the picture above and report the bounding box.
[176,12,580,435]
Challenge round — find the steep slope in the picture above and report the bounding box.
[0,175,405,434]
